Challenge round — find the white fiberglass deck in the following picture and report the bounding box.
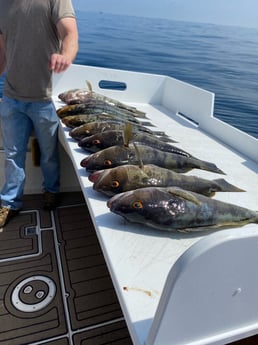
[53,64,258,345]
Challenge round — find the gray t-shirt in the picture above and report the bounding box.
[0,0,76,101]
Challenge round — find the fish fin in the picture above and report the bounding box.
[213,178,246,192]
[139,121,156,127]
[201,161,226,175]
[133,143,144,169]
[155,134,178,143]
[167,188,202,206]
[86,80,93,92]
[123,123,133,147]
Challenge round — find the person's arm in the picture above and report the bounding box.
[0,34,6,76]
[50,17,78,73]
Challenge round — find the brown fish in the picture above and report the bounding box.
[81,143,225,175]
[78,129,190,156]
[61,114,118,128]
[69,120,171,141]
[107,186,258,232]
[89,164,244,197]
[58,81,146,117]
[56,99,147,120]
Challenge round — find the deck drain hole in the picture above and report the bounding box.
[11,275,56,312]
[25,226,37,236]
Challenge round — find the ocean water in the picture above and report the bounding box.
[1,11,258,138]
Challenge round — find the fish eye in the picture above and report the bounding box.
[93,139,101,145]
[133,200,143,209]
[111,180,120,188]
[104,159,112,166]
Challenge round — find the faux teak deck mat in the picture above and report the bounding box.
[0,192,256,345]
[0,192,132,345]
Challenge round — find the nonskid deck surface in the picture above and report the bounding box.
[0,191,257,345]
[0,192,132,345]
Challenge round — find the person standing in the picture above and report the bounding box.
[0,0,79,227]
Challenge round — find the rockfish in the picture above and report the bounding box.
[89,164,244,197]
[58,83,145,117]
[78,129,191,156]
[61,113,148,129]
[107,187,258,232]
[80,143,225,175]
[69,120,171,141]
[61,114,118,128]
[56,99,147,120]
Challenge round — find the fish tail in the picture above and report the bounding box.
[214,178,246,192]
[155,135,178,143]
[139,121,156,127]
[198,160,226,175]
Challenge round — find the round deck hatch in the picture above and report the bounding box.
[11,275,56,312]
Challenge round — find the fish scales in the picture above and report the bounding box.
[58,87,146,117]
[107,187,258,232]
[89,164,244,197]
[69,121,170,141]
[81,144,225,175]
[61,114,119,128]
[58,106,144,124]
[78,130,189,156]
[61,113,146,128]
[57,100,146,120]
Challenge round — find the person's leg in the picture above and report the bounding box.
[29,101,60,209]
[0,96,33,210]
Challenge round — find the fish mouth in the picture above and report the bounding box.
[107,191,134,211]
[107,193,124,210]
[88,170,105,183]
[107,195,117,210]
[80,156,91,167]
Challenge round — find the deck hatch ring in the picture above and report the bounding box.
[11,275,56,312]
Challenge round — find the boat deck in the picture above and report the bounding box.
[0,190,256,345]
[0,191,132,345]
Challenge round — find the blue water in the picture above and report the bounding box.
[1,11,258,138]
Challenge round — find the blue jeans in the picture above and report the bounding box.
[0,96,60,210]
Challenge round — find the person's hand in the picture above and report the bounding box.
[49,53,71,73]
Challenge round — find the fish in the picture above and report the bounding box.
[56,99,147,120]
[58,106,153,126]
[58,88,80,103]
[69,120,172,141]
[58,81,146,117]
[80,143,225,175]
[78,129,191,156]
[107,186,258,232]
[89,164,244,197]
[61,114,119,128]
[61,112,152,129]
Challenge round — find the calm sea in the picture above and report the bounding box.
[1,11,258,138]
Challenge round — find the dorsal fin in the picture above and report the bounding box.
[167,187,202,206]
[123,122,133,147]
[86,80,93,92]
[133,143,144,169]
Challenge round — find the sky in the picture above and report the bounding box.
[72,0,258,29]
